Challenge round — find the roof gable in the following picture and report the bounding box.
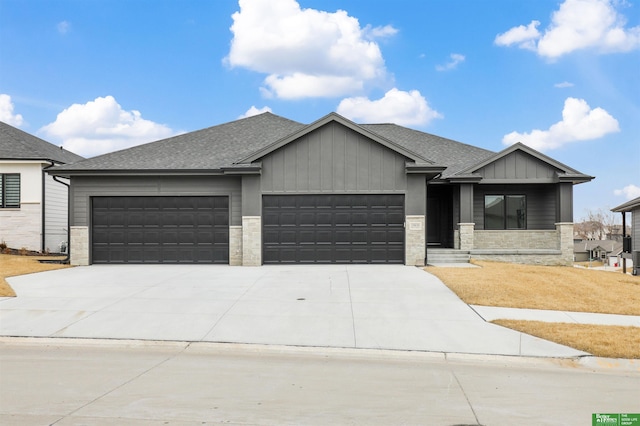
[238,112,431,165]
[0,121,84,164]
[454,142,593,184]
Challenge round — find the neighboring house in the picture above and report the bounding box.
[612,196,640,273]
[0,121,84,253]
[573,239,621,262]
[48,112,593,266]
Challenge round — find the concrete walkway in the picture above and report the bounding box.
[472,305,640,327]
[0,264,624,358]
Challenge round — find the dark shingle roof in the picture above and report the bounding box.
[53,112,305,172]
[360,124,494,178]
[49,112,496,176]
[0,121,84,164]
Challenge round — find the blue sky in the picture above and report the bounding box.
[1,0,638,220]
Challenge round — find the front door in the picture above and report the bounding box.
[427,185,453,248]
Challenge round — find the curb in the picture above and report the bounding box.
[2,336,638,372]
[577,356,640,373]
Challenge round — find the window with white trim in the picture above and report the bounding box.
[0,174,20,208]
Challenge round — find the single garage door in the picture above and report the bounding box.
[92,196,229,264]
[263,194,404,264]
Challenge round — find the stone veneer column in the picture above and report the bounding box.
[70,226,89,266]
[458,223,475,251]
[242,216,262,266]
[556,222,574,266]
[405,215,425,266]
[229,226,243,266]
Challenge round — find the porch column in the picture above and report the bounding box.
[70,226,89,266]
[458,183,475,251]
[405,174,426,266]
[556,182,573,223]
[241,175,262,266]
[556,222,574,266]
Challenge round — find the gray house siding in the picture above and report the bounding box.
[474,150,561,181]
[70,176,242,227]
[473,184,557,230]
[44,173,69,253]
[261,122,407,194]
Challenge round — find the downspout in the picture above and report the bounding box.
[45,161,71,263]
[41,165,46,253]
[621,211,626,274]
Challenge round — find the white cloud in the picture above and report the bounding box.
[57,21,70,34]
[435,53,466,71]
[554,81,575,88]
[238,105,272,119]
[614,184,640,200]
[364,24,398,39]
[495,20,541,51]
[337,88,443,126]
[40,96,176,157]
[502,97,619,150]
[225,0,394,99]
[0,94,24,126]
[495,0,640,58]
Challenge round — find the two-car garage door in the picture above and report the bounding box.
[92,196,229,264]
[263,194,404,264]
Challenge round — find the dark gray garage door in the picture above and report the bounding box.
[92,196,229,264]
[263,194,404,264]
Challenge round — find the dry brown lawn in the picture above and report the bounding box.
[0,254,71,297]
[426,260,640,315]
[493,320,640,359]
[426,261,640,358]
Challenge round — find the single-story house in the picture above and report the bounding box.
[48,112,593,266]
[573,239,621,262]
[612,196,640,274]
[0,121,84,253]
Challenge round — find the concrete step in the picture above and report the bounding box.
[427,249,470,264]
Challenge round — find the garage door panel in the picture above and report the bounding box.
[387,229,405,243]
[298,212,316,226]
[387,212,405,223]
[334,212,351,225]
[263,194,404,264]
[92,196,229,264]
[298,230,316,244]
[315,229,332,244]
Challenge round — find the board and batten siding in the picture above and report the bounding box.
[473,184,557,230]
[44,173,69,252]
[475,151,561,180]
[261,122,408,193]
[70,176,242,227]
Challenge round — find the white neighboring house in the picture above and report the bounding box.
[0,121,84,253]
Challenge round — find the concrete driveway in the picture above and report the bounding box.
[0,265,585,357]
